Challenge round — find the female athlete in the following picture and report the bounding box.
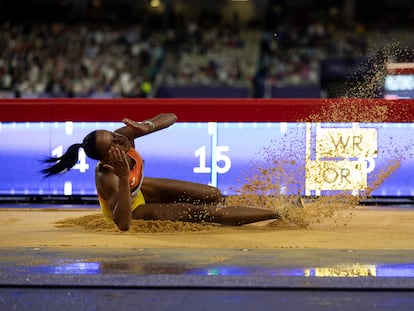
[42,113,280,231]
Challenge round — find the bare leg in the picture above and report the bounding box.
[132,202,279,226]
[141,177,222,205]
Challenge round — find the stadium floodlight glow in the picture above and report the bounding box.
[150,0,161,8]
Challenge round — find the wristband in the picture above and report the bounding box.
[142,120,155,130]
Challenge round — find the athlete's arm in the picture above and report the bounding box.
[115,113,177,142]
[96,147,132,231]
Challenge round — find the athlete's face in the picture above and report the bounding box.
[95,130,131,161]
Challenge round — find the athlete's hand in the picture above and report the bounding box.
[103,147,130,178]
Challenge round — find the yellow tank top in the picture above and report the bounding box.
[98,148,146,219]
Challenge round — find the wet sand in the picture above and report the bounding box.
[1,205,414,249]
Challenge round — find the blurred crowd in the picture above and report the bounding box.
[162,23,255,87]
[0,23,164,98]
[0,10,413,98]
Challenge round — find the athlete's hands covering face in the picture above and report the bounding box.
[102,146,130,179]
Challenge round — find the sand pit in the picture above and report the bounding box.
[1,204,414,250]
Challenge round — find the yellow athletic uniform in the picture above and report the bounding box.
[98,148,145,219]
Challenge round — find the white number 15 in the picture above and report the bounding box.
[193,145,231,174]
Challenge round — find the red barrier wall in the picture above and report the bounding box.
[1,98,414,122]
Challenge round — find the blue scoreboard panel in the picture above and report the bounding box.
[1,121,414,197]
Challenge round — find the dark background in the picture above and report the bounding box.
[0,0,413,98]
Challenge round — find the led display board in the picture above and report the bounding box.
[2,121,414,197]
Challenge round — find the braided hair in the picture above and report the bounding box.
[41,130,101,177]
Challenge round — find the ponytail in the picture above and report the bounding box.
[41,130,101,177]
[41,143,83,177]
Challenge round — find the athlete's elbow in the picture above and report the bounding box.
[114,218,131,231]
[112,208,131,231]
[117,222,130,231]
